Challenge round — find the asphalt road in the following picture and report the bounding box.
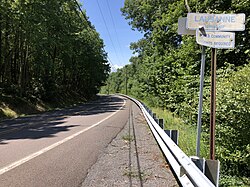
[0,95,129,187]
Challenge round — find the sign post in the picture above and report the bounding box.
[210,48,216,160]
[196,45,206,157]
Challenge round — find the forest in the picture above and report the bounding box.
[101,0,250,186]
[0,0,109,107]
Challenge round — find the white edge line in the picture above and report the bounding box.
[0,97,126,175]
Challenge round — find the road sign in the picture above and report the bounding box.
[178,17,196,35]
[196,30,235,49]
[187,13,245,31]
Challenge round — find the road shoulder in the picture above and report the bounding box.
[81,103,179,187]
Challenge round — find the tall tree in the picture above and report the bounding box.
[0,0,110,100]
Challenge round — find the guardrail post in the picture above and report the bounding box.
[164,130,171,137]
[190,157,220,187]
[171,130,179,145]
[164,130,179,145]
[152,114,159,124]
[205,160,220,187]
[149,110,152,116]
[153,113,156,120]
[190,156,205,173]
[159,119,164,129]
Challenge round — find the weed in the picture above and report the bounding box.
[0,105,18,118]
[122,134,134,142]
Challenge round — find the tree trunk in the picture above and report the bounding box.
[3,17,10,84]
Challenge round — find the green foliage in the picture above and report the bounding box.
[220,174,250,187]
[0,0,109,101]
[215,64,250,177]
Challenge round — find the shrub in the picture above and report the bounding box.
[215,64,250,177]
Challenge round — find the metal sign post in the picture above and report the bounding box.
[196,45,206,157]
[210,48,216,160]
[178,20,207,157]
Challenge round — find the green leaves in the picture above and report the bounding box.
[0,0,109,100]
[215,64,250,176]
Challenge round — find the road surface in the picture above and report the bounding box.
[0,95,129,187]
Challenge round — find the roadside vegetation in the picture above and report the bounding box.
[101,0,250,186]
[0,1,109,119]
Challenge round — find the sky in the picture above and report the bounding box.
[80,0,143,71]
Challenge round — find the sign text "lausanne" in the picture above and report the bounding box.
[187,13,245,31]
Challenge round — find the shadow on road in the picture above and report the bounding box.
[0,95,125,144]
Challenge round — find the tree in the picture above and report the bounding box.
[0,0,110,101]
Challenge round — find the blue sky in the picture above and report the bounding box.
[80,0,143,71]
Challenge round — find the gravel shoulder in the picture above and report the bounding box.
[81,101,179,187]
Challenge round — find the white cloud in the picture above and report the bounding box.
[111,64,123,72]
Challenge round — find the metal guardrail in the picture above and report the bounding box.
[126,95,215,187]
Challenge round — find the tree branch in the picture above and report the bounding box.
[184,0,191,13]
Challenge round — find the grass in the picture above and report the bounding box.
[123,169,148,180]
[0,91,89,120]
[0,94,43,120]
[150,107,209,158]
[0,104,18,118]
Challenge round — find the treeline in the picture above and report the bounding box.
[0,0,109,101]
[101,0,250,185]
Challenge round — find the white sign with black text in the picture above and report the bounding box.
[196,30,235,49]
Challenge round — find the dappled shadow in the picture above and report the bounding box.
[0,95,126,144]
[0,117,80,144]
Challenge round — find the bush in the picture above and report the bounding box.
[215,64,250,177]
